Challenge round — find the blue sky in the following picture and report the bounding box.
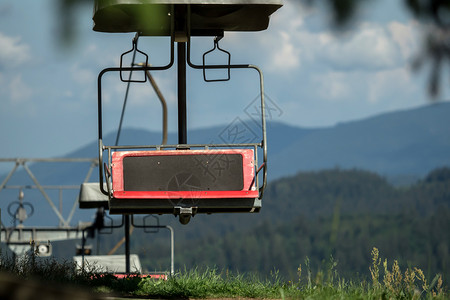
[0,0,449,159]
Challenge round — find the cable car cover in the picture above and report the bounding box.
[93,0,283,35]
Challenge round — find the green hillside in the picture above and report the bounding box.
[53,167,449,286]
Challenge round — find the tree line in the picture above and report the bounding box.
[47,167,449,285]
[136,167,450,284]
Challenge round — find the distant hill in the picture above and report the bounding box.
[60,101,450,181]
[1,102,449,226]
[269,102,450,180]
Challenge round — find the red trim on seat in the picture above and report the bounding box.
[111,149,257,199]
[113,190,259,199]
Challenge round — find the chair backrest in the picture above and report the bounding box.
[111,149,257,200]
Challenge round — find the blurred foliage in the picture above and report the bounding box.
[403,0,450,98]
[54,0,92,47]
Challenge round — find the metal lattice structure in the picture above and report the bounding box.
[0,158,97,255]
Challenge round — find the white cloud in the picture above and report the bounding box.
[270,1,309,31]
[257,1,417,76]
[319,23,402,71]
[0,32,31,67]
[312,67,415,105]
[9,75,32,102]
[367,68,413,104]
[313,71,354,102]
[256,0,424,108]
[388,20,420,59]
[269,31,301,71]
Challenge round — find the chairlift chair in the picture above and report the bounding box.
[91,0,282,224]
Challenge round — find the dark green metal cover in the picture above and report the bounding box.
[93,0,283,35]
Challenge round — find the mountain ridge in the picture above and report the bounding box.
[1,102,449,225]
[3,102,450,183]
[269,102,450,179]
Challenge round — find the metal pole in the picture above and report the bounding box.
[167,225,174,275]
[81,230,85,272]
[59,189,63,228]
[125,215,130,273]
[22,163,68,226]
[177,42,187,145]
[146,70,168,145]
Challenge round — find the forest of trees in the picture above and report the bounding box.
[48,167,449,286]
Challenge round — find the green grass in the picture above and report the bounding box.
[0,247,447,299]
[136,268,286,299]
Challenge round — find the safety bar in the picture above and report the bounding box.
[98,140,262,196]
